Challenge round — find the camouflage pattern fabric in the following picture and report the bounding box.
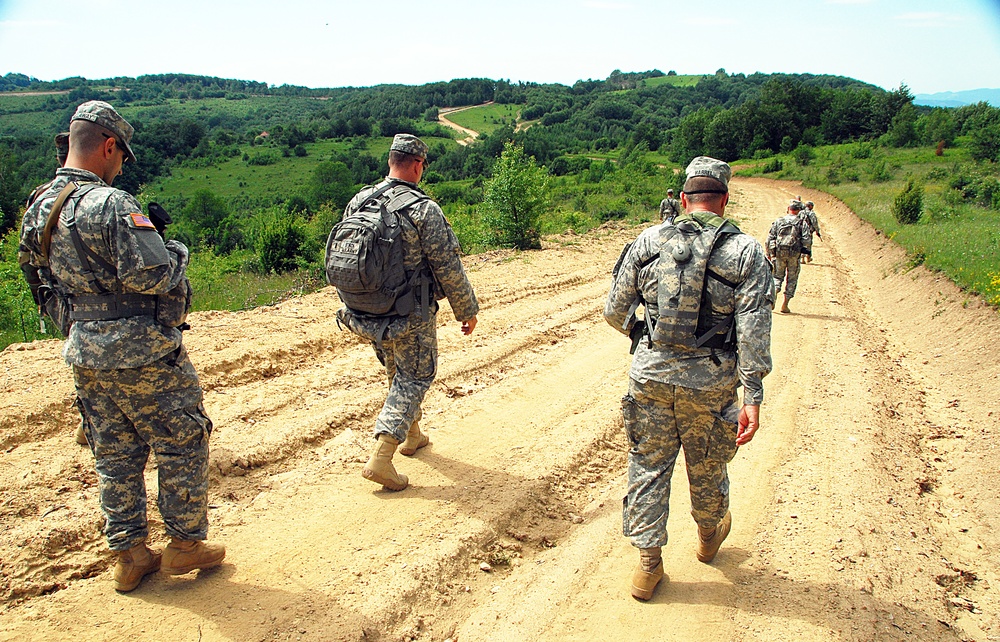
[798,208,820,253]
[74,346,212,551]
[343,178,479,323]
[772,253,802,297]
[604,214,773,405]
[19,168,188,369]
[343,177,478,441]
[658,197,680,224]
[372,314,437,442]
[621,377,739,548]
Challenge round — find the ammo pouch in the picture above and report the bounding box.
[156,277,193,327]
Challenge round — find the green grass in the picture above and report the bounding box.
[738,142,1000,308]
[642,75,702,88]
[144,135,459,204]
[444,103,521,135]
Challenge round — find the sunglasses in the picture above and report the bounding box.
[102,133,128,164]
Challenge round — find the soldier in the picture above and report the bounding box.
[798,201,821,263]
[337,134,479,492]
[18,101,224,593]
[604,157,773,601]
[766,201,809,313]
[658,188,681,224]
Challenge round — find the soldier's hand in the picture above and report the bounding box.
[462,316,477,336]
[736,404,760,446]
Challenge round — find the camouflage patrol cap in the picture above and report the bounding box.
[788,201,804,211]
[805,201,814,207]
[54,132,70,165]
[390,133,428,158]
[70,101,136,162]
[684,156,731,192]
[667,188,674,194]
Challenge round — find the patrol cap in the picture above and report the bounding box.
[390,133,428,158]
[788,201,804,211]
[667,188,674,195]
[70,100,136,163]
[683,156,731,193]
[806,201,814,207]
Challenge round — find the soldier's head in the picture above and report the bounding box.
[667,188,674,196]
[66,101,136,185]
[54,132,70,166]
[788,201,804,214]
[387,133,430,183]
[681,156,731,214]
[805,201,814,209]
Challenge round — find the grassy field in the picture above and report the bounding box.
[144,135,459,204]
[643,75,703,88]
[444,103,521,135]
[739,142,1000,308]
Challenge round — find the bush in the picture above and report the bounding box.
[892,180,923,224]
[762,158,783,173]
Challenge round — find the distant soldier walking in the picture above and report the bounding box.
[766,201,809,313]
[798,201,821,263]
[659,188,681,224]
[605,157,773,601]
[330,134,479,491]
[18,101,225,593]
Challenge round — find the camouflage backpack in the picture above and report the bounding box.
[325,182,429,317]
[773,216,803,255]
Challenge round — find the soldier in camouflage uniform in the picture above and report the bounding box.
[340,134,479,492]
[766,201,809,313]
[18,102,225,593]
[605,157,773,601]
[798,201,821,263]
[658,188,681,224]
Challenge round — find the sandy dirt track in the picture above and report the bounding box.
[2,178,1000,641]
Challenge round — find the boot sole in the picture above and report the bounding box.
[362,468,408,491]
[398,437,429,456]
[161,555,225,576]
[630,565,665,601]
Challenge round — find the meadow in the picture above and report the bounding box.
[444,102,522,136]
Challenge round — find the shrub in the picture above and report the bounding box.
[892,180,923,224]
[762,158,783,173]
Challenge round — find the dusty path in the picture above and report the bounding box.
[437,104,489,145]
[2,179,999,641]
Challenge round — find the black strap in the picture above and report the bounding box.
[69,293,158,321]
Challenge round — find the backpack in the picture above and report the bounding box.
[773,216,803,255]
[325,182,430,317]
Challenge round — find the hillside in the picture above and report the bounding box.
[2,179,999,641]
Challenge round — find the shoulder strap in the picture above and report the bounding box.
[40,182,79,260]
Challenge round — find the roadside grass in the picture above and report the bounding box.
[642,75,702,88]
[738,141,1000,308]
[444,103,521,135]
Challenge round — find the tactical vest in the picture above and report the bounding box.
[650,213,741,350]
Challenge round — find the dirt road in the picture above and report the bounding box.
[437,104,488,145]
[2,178,999,641]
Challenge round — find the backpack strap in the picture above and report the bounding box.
[382,185,433,322]
[40,182,80,260]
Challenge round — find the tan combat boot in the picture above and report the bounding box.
[630,547,665,601]
[696,511,732,563]
[161,538,226,575]
[113,542,161,592]
[75,421,88,445]
[780,294,791,314]
[398,421,430,456]
[362,435,409,491]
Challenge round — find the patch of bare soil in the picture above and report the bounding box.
[1,178,999,641]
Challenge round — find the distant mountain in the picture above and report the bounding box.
[914,89,1000,108]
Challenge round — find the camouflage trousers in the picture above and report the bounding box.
[773,250,802,297]
[73,345,213,551]
[621,377,740,549]
[801,234,814,256]
[372,313,438,443]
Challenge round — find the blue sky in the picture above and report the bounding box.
[1,0,998,94]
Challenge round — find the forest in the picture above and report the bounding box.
[1,68,999,348]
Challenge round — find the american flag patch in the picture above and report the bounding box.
[129,212,155,229]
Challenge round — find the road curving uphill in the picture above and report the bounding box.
[2,178,999,641]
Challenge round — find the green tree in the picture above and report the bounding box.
[482,142,549,250]
[892,180,923,224]
[182,189,229,247]
[310,161,355,209]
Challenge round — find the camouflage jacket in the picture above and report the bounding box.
[19,168,188,369]
[604,212,774,404]
[343,178,479,322]
[766,214,809,256]
[799,209,820,237]
[658,197,680,223]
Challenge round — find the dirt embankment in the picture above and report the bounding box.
[2,178,999,641]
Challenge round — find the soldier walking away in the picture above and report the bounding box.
[659,188,681,224]
[604,156,773,601]
[18,101,225,593]
[798,201,821,263]
[766,201,809,313]
[330,134,479,492]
